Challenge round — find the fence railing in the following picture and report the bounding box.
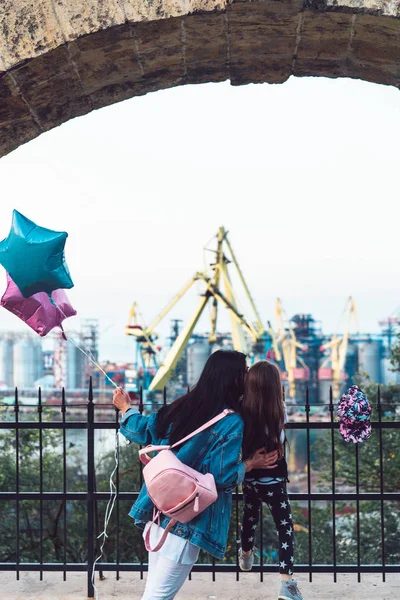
[0,382,399,598]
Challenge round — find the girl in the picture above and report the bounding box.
[113,350,276,600]
[239,360,304,600]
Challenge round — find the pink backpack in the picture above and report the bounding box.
[138,408,234,552]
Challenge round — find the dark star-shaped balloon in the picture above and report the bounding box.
[0,210,74,298]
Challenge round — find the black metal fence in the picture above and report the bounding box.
[0,382,399,598]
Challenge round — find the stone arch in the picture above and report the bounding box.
[0,0,399,157]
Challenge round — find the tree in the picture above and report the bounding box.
[307,342,400,567]
[390,334,400,372]
[0,407,144,565]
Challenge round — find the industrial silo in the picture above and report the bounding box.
[13,338,43,389]
[382,357,399,384]
[317,376,333,404]
[382,346,400,385]
[54,338,86,390]
[345,341,359,383]
[67,342,86,389]
[187,339,211,387]
[357,339,383,384]
[0,337,14,387]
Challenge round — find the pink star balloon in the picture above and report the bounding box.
[1,274,77,337]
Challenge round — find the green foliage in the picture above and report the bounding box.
[307,369,400,566]
[0,408,89,563]
[390,334,400,372]
[1,356,400,573]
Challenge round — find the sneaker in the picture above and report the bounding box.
[278,579,304,600]
[238,548,254,571]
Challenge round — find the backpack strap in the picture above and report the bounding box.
[144,512,177,552]
[170,408,234,450]
[139,444,172,465]
[138,408,234,465]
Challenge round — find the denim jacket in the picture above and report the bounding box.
[119,407,245,559]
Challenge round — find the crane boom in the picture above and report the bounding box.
[197,273,256,339]
[148,294,210,390]
[275,298,307,398]
[320,297,358,398]
[128,227,270,390]
[219,260,248,354]
[223,230,265,336]
[208,228,224,344]
[146,277,198,334]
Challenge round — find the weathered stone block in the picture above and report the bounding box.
[0,0,399,157]
[0,0,64,69]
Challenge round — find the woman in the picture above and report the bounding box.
[113,350,276,600]
[239,360,304,600]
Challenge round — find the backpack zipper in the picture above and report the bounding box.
[169,492,199,514]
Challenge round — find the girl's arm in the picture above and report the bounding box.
[200,417,278,490]
[113,387,155,445]
[119,408,156,445]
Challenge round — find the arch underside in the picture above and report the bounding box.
[0,1,399,157]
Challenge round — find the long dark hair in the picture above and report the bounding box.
[240,360,285,460]
[156,350,247,445]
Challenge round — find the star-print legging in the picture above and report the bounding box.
[241,479,294,575]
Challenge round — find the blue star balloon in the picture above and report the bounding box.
[0,210,74,298]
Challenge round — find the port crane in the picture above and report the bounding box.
[125,227,267,391]
[320,296,358,399]
[125,302,160,388]
[274,298,308,398]
[379,307,400,349]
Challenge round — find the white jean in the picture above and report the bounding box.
[141,549,196,600]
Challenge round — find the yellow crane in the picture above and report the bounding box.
[274,298,308,398]
[320,296,358,399]
[125,302,161,386]
[125,227,266,391]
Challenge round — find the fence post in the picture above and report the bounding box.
[87,378,95,599]
[305,386,313,582]
[377,386,386,582]
[14,387,20,582]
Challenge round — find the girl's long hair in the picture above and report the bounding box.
[240,360,285,460]
[156,349,247,445]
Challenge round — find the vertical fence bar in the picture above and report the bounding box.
[235,487,240,582]
[139,386,144,580]
[93,479,104,581]
[61,388,67,582]
[163,386,167,408]
[15,387,20,582]
[305,387,312,582]
[329,386,337,583]
[87,378,95,599]
[38,387,43,581]
[377,387,386,582]
[259,496,264,583]
[355,443,361,583]
[115,407,120,581]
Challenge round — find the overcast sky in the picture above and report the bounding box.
[0,76,399,362]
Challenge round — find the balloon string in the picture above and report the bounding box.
[91,429,119,600]
[51,297,120,600]
[50,298,118,389]
[66,334,118,389]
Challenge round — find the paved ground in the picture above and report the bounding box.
[1,572,399,600]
